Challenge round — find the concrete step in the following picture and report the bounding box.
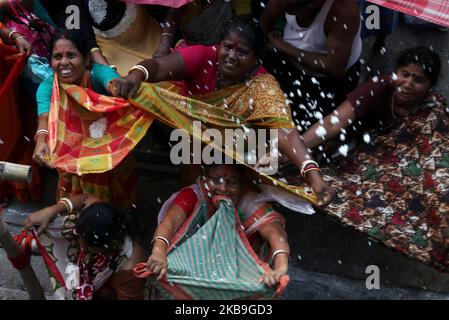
[0,287,28,300]
[283,267,449,300]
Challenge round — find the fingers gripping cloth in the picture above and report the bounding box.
[134,196,290,299]
[7,230,34,270]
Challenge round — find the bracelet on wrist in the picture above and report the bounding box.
[34,129,49,142]
[151,236,170,248]
[129,65,149,81]
[271,249,290,260]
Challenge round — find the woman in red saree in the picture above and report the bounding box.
[0,23,41,207]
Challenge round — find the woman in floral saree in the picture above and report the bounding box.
[302,47,449,271]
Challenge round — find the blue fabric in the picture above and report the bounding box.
[36,64,119,116]
[25,54,53,84]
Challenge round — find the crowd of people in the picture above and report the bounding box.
[0,0,447,300]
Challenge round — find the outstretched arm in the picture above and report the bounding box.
[302,99,356,149]
[109,52,186,99]
[23,194,94,234]
[257,221,289,287]
[146,204,188,280]
[278,128,334,206]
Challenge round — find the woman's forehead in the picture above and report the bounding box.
[208,165,242,177]
[223,32,250,47]
[398,63,426,74]
[53,38,79,52]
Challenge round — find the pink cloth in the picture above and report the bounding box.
[367,0,449,27]
[118,0,193,8]
[176,44,267,96]
[4,0,55,58]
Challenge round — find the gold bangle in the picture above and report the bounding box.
[90,47,101,54]
[8,30,19,43]
[12,35,25,43]
[303,167,322,177]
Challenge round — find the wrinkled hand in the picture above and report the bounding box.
[32,140,54,168]
[146,251,168,281]
[267,31,287,52]
[109,72,143,99]
[23,207,57,234]
[259,268,286,287]
[308,171,334,207]
[15,37,31,56]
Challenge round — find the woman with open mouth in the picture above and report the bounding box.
[32,29,137,209]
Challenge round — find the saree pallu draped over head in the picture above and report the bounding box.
[135,185,289,300]
[48,73,318,204]
[320,92,449,271]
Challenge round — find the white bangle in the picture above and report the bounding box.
[300,159,319,177]
[59,197,73,214]
[34,129,49,142]
[129,65,149,81]
[271,249,289,260]
[151,236,170,248]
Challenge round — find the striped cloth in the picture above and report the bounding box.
[144,195,289,300]
[367,0,449,27]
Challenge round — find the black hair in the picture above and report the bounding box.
[75,202,140,250]
[49,29,90,60]
[396,46,441,86]
[221,16,266,57]
[203,164,246,175]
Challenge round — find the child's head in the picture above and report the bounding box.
[75,202,127,253]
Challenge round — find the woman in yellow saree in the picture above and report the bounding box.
[112,16,334,205]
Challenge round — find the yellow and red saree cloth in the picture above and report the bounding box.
[0,40,42,204]
[47,72,317,204]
